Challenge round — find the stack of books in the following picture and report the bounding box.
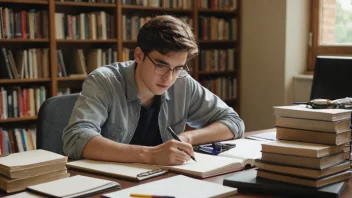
[255,105,352,188]
[0,149,69,193]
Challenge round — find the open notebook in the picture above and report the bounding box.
[67,152,253,179]
[102,175,237,198]
[216,138,263,167]
[66,160,168,181]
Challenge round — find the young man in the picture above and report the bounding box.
[62,15,244,166]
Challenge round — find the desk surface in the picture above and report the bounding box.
[1,128,352,198]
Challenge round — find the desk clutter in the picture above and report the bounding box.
[224,105,352,197]
[256,105,352,187]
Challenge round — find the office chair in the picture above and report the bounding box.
[36,93,79,155]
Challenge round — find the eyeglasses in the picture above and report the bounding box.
[146,54,190,79]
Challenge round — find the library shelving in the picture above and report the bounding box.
[0,0,240,138]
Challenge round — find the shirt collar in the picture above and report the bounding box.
[123,61,171,102]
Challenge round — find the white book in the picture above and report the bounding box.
[218,138,263,167]
[103,175,237,198]
[27,175,120,198]
[66,160,168,181]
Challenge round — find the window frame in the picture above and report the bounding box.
[308,0,352,71]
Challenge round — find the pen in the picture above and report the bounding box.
[167,127,197,162]
[130,193,175,198]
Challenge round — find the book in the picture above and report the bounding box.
[273,105,352,121]
[102,175,237,198]
[275,117,351,133]
[261,140,346,158]
[0,169,69,193]
[256,169,351,188]
[217,138,263,167]
[66,160,168,181]
[0,149,68,179]
[161,152,251,178]
[261,152,346,169]
[67,152,252,179]
[245,131,277,141]
[27,175,120,198]
[276,127,351,145]
[255,159,350,179]
[223,169,347,198]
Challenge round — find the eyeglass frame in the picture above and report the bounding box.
[145,53,190,79]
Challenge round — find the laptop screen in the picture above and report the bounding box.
[310,56,352,100]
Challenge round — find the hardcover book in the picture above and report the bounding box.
[223,169,347,198]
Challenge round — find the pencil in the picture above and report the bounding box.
[130,193,175,198]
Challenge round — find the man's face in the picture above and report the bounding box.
[138,50,188,96]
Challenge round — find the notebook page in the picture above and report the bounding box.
[66,160,165,179]
[219,139,263,161]
[165,152,243,174]
[27,175,119,197]
[102,175,237,198]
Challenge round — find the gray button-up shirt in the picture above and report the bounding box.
[62,61,245,159]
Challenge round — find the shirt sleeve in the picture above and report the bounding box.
[62,72,111,159]
[185,76,245,139]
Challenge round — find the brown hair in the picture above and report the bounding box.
[137,15,198,60]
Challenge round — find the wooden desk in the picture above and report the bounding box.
[1,128,352,198]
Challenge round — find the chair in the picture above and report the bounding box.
[36,93,79,155]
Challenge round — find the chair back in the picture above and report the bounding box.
[36,93,79,154]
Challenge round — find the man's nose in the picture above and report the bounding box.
[162,69,174,81]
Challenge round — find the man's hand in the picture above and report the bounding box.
[178,133,192,144]
[148,140,195,166]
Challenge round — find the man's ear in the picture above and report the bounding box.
[134,47,144,64]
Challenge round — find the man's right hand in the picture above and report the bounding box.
[148,140,195,166]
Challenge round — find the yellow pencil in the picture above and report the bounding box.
[130,193,175,198]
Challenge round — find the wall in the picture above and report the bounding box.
[240,0,310,132]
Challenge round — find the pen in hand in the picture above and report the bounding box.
[167,127,197,162]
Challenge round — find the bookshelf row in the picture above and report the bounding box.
[0,0,241,125]
[0,8,237,41]
[0,86,47,119]
[0,127,36,155]
[1,47,237,79]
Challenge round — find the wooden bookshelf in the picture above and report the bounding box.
[0,39,49,43]
[0,116,38,123]
[0,0,48,5]
[57,76,86,81]
[56,39,118,43]
[0,79,51,84]
[0,0,240,126]
[55,1,116,7]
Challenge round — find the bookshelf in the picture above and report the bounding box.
[0,0,240,135]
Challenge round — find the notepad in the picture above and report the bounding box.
[162,152,249,178]
[66,160,168,181]
[102,175,237,198]
[67,152,248,179]
[27,175,120,198]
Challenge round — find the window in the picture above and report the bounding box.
[308,0,352,71]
